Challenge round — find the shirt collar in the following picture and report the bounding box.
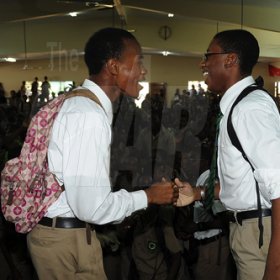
[80,79,113,125]
[220,76,256,115]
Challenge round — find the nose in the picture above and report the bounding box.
[142,65,147,74]
[200,58,206,68]
[199,59,207,73]
[141,65,147,77]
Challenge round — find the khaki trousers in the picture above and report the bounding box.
[229,216,271,280]
[27,224,107,280]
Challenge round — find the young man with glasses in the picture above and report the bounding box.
[175,29,280,280]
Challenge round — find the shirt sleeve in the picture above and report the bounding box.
[60,108,148,224]
[233,94,280,202]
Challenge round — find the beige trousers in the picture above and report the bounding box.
[27,224,107,280]
[229,216,271,280]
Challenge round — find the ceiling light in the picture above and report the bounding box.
[168,13,174,18]
[162,51,170,56]
[0,57,16,62]
[6,57,16,62]
[69,12,78,17]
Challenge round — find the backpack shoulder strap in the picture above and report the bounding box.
[227,84,261,162]
[64,88,104,109]
[226,83,276,248]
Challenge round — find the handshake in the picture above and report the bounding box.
[144,178,197,207]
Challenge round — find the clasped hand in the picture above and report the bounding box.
[146,178,195,207]
[173,178,195,207]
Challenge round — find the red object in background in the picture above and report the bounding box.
[268,64,280,76]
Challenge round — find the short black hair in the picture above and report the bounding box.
[84,27,138,75]
[213,29,259,76]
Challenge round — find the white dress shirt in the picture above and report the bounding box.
[47,79,147,224]
[218,76,280,211]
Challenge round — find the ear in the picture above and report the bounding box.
[106,58,119,75]
[224,53,238,68]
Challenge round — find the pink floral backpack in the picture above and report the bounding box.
[0,89,101,233]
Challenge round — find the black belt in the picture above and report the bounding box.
[195,232,226,246]
[38,217,94,229]
[227,209,271,225]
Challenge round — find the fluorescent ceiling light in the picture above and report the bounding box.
[0,57,16,62]
[162,51,170,56]
[69,12,78,17]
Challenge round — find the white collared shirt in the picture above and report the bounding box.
[218,76,280,211]
[47,79,147,223]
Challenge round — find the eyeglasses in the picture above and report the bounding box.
[202,52,230,61]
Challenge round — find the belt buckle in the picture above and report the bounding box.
[234,212,242,225]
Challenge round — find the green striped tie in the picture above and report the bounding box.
[205,110,223,210]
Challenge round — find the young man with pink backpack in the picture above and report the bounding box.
[1,28,179,279]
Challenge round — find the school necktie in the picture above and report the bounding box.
[204,109,223,210]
